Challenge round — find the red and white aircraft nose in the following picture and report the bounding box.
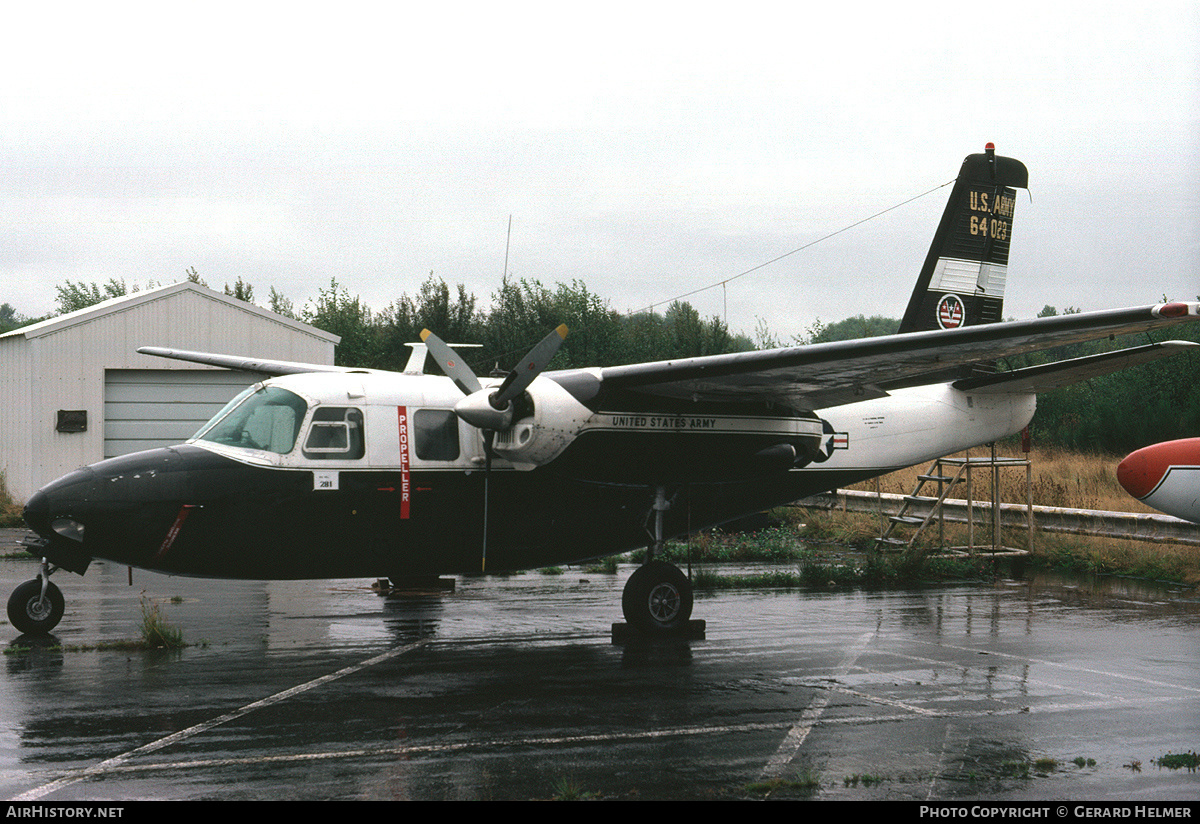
[1117,438,1200,524]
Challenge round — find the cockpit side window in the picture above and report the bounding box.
[302,407,366,460]
[414,409,460,461]
[195,386,307,454]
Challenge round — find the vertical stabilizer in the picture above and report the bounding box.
[898,144,1029,334]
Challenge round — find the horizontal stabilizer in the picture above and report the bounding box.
[953,341,1198,395]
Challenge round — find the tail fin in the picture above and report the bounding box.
[898,144,1029,334]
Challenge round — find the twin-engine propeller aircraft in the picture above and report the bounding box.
[10,145,1200,638]
[1118,438,1200,524]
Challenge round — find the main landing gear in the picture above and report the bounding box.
[621,560,693,633]
[7,561,64,636]
[618,486,700,638]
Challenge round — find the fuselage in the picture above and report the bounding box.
[23,370,1036,579]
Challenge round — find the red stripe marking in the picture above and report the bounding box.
[157,505,198,558]
[397,406,411,519]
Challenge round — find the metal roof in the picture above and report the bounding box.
[0,281,340,344]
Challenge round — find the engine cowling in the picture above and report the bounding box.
[477,377,594,469]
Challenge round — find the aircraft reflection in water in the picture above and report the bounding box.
[11,145,1200,638]
[1119,438,1200,524]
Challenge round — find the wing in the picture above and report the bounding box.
[550,302,1200,411]
[137,347,353,377]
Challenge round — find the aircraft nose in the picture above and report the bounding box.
[22,488,49,536]
[22,466,96,541]
[1117,447,1162,500]
[1118,439,1200,501]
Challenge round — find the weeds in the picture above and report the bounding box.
[632,524,813,566]
[140,597,184,649]
[1000,760,1031,778]
[0,472,24,528]
[550,776,599,800]
[743,772,821,798]
[582,556,620,574]
[1033,757,1058,773]
[5,599,188,654]
[1153,752,1200,772]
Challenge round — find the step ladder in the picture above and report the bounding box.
[875,459,967,552]
[875,447,1033,557]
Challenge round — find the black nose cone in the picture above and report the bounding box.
[23,487,50,537]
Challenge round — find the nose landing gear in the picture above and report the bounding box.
[7,562,65,636]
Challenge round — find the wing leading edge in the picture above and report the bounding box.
[550,302,1200,411]
[136,347,353,377]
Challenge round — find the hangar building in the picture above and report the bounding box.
[0,282,339,503]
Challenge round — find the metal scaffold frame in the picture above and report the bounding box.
[875,443,1033,558]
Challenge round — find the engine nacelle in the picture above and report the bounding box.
[487,377,594,469]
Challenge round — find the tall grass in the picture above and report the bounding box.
[140,597,185,649]
[850,445,1157,514]
[0,473,24,528]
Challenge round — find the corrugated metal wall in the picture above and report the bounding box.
[0,283,337,502]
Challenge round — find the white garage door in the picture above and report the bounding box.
[103,369,261,458]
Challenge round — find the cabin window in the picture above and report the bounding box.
[414,409,460,461]
[194,386,307,454]
[303,407,365,460]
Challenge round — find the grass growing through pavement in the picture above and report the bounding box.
[140,597,185,649]
[1154,752,1200,771]
[742,772,821,799]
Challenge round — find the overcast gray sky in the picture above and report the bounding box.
[2,1,1197,346]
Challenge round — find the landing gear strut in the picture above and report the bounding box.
[8,562,64,635]
[619,486,696,635]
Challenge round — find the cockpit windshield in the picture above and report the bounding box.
[193,385,308,454]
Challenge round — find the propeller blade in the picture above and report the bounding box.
[419,329,483,396]
[493,324,568,406]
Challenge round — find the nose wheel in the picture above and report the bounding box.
[8,568,65,636]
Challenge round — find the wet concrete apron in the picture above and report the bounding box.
[2,542,1199,800]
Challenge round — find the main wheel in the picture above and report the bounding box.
[8,578,65,635]
[622,561,693,634]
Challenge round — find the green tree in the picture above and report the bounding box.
[0,303,39,334]
[302,278,381,367]
[806,314,900,343]
[536,280,624,369]
[374,273,482,372]
[268,287,296,318]
[54,279,131,314]
[223,277,255,304]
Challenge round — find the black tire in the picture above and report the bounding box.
[7,578,65,635]
[622,561,693,634]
